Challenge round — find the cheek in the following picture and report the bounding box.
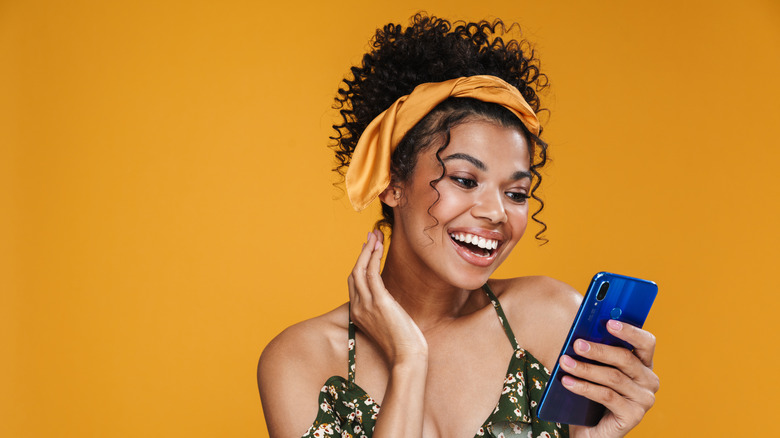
[425,186,473,222]
[508,206,530,237]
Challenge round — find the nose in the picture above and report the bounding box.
[470,188,508,224]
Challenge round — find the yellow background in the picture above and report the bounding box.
[2,0,779,436]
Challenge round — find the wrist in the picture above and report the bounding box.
[391,353,428,378]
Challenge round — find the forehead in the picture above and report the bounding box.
[443,120,531,167]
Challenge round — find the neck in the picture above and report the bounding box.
[380,242,485,332]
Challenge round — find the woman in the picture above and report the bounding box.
[258,15,658,438]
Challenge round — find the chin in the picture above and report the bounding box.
[446,268,496,291]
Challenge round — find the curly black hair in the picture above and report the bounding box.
[331,13,550,242]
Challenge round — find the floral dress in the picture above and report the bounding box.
[302,284,569,438]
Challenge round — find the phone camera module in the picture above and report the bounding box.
[596,281,610,301]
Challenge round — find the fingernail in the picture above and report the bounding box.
[608,320,623,331]
[561,355,576,368]
[374,240,382,250]
[562,376,575,388]
[367,232,373,242]
[576,339,590,353]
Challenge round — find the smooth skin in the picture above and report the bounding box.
[258,121,658,438]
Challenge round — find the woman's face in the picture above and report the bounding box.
[389,119,532,290]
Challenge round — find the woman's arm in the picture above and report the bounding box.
[259,231,428,438]
[348,230,428,437]
[258,322,335,438]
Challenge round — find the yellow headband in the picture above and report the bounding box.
[344,75,540,211]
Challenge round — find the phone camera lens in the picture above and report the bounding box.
[596,281,610,300]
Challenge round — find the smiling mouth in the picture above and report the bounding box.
[449,232,500,257]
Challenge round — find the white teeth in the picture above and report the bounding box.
[450,232,499,251]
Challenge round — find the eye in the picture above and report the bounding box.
[505,191,529,204]
[449,176,477,189]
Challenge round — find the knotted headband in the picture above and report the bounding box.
[344,75,540,211]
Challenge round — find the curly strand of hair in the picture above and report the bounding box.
[421,127,452,241]
[529,134,549,244]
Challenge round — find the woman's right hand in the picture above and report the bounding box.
[348,230,428,365]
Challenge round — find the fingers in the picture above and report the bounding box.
[561,372,647,433]
[606,320,657,370]
[557,323,661,430]
[559,350,656,408]
[559,372,640,423]
[366,231,385,293]
[568,335,660,393]
[349,230,386,307]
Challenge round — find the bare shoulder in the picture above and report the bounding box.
[257,303,349,438]
[488,276,582,369]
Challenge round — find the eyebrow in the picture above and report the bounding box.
[443,153,485,170]
[442,152,532,181]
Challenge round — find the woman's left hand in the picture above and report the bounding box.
[562,320,659,438]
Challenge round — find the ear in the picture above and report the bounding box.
[378,184,402,207]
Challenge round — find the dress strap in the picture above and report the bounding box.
[482,283,520,351]
[347,305,356,383]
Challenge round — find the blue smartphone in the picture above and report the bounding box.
[537,272,658,426]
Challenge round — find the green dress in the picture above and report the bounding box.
[302,284,569,438]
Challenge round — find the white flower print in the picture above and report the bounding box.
[311,423,333,438]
